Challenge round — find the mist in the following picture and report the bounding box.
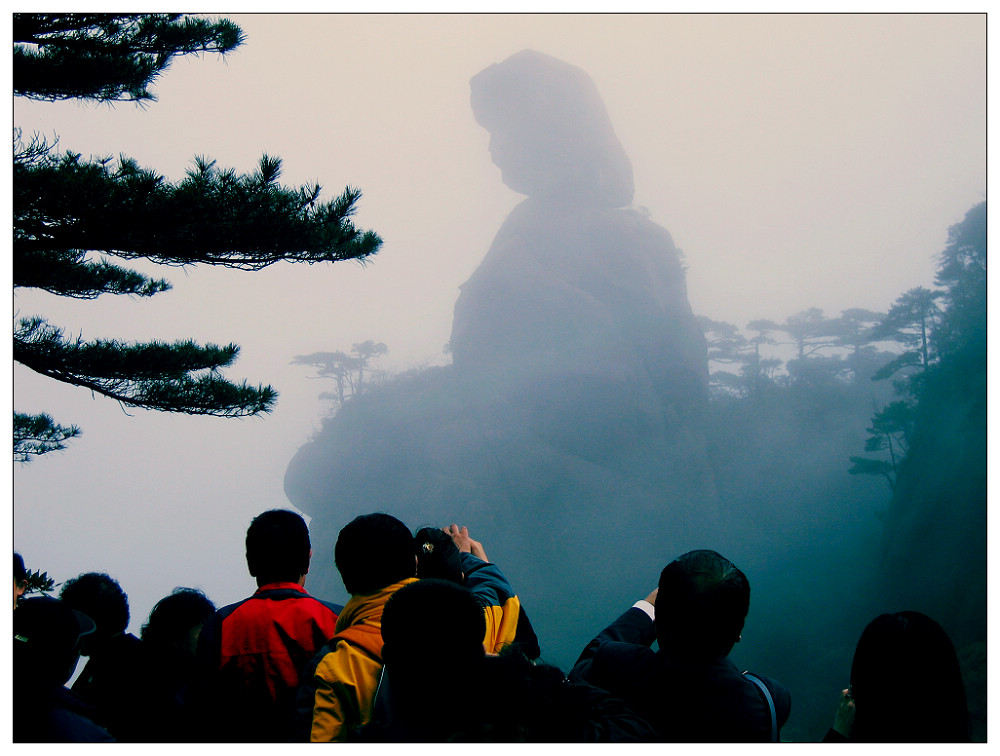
[11,14,985,741]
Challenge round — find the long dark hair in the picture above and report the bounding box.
[850,611,968,742]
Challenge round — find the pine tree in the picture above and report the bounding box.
[848,201,986,489]
[869,286,943,379]
[933,201,986,360]
[292,341,389,409]
[13,14,382,461]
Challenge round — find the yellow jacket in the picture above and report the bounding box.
[298,578,417,742]
[460,552,522,654]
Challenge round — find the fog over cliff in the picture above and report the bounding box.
[12,14,986,741]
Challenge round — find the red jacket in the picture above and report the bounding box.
[194,582,341,742]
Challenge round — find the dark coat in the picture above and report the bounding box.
[571,606,791,742]
[357,648,658,742]
[71,631,144,740]
[14,684,115,743]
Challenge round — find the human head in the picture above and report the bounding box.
[335,513,415,595]
[849,611,968,742]
[14,552,28,609]
[470,49,634,207]
[141,587,216,659]
[380,579,486,736]
[14,595,96,686]
[381,578,486,666]
[59,572,129,646]
[655,549,750,658]
[245,509,311,585]
[414,527,463,583]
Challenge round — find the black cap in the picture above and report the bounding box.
[14,595,96,655]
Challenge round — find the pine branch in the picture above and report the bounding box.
[14,318,276,416]
[13,14,244,103]
[14,152,382,270]
[14,411,82,462]
[848,456,896,491]
[870,351,921,382]
[15,249,171,298]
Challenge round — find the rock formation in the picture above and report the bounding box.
[285,50,719,667]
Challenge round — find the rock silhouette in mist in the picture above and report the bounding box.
[285,50,718,667]
[452,49,710,464]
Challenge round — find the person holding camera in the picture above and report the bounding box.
[570,549,790,741]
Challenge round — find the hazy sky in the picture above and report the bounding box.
[10,13,985,632]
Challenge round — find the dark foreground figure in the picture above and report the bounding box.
[135,587,216,741]
[13,596,114,742]
[571,549,790,741]
[58,572,144,740]
[825,610,969,742]
[356,579,657,742]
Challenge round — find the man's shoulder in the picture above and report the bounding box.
[317,625,383,662]
[119,631,142,647]
[664,657,792,737]
[218,588,340,620]
[739,669,791,722]
[275,588,343,617]
[310,630,384,688]
[108,631,143,658]
[590,639,658,685]
[212,594,255,621]
[597,638,656,661]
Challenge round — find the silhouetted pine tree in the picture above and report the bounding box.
[849,202,986,496]
[13,14,382,461]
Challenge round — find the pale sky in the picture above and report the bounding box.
[9,13,986,633]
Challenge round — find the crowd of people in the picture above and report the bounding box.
[12,509,971,743]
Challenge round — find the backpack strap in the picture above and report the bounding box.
[743,671,777,742]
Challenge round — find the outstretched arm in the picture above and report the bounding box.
[443,524,523,654]
[570,589,658,683]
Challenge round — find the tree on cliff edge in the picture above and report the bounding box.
[849,201,985,492]
[13,14,382,462]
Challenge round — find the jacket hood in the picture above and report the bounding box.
[335,578,418,633]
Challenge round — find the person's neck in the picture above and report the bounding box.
[256,575,306,589]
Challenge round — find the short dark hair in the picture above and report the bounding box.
[379,579,487,736]
[382,578,486,663]
[141,587,216,653]
[59,572,130,637]
[656,549,749,658]
[245,509,311,583]
[14,552,27,583]
[335,513,414,595]
[414,527,463,583]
